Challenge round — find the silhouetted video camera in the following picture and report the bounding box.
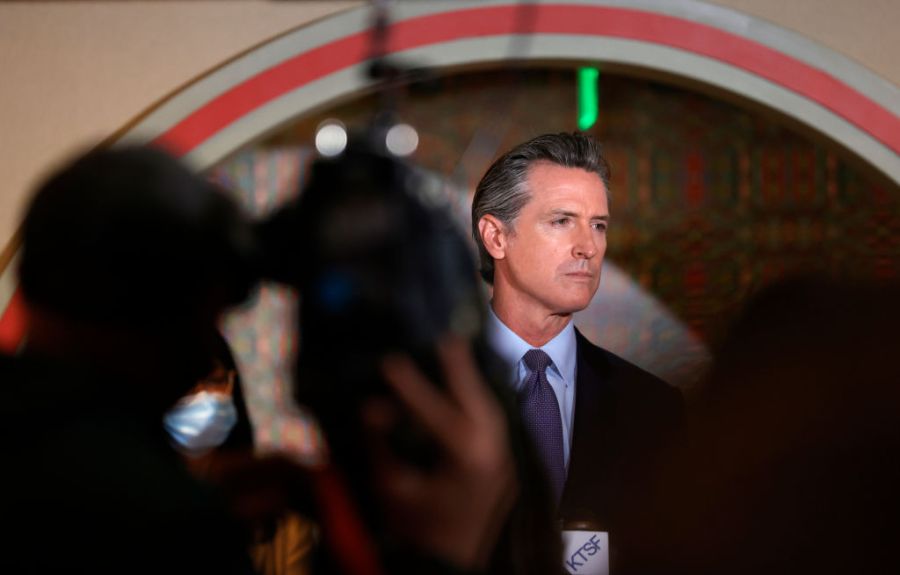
[255,127,500,479]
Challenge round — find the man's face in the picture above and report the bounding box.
[492,162,609,318]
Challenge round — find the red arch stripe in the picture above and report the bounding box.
[0,289,26,353]
[156,4,898,156]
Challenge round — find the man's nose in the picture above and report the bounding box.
[573,226,598,259]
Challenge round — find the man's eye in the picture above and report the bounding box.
[593,222,608,231]
[552,218,570,226]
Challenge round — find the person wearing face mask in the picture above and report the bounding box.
[164,330,316,575]
[164,331,251,459]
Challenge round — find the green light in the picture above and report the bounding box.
[577,67,600,130]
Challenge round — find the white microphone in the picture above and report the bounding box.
[562,519,609,575]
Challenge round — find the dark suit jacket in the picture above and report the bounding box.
[559,330,684,528]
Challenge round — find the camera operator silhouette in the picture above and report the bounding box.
[2,143,550,575]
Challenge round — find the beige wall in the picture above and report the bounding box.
[1,0,897,253]
[710,0,900,85]
[0,0,362,253]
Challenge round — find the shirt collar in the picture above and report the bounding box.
[486,305,577,386]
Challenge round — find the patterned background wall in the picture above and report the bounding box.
[209,68,898,449]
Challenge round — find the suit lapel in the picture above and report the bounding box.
[559,330,618,522]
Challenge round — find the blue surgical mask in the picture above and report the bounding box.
[163,391,238,455]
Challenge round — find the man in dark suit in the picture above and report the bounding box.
[472,132,683,530]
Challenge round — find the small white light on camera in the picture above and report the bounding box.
[315,121,348,157]
[385,123,419,157]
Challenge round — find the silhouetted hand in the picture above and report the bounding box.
[364,337,518,570]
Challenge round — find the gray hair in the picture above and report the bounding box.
[471,132,611,284]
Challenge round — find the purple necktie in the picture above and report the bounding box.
[519,349,566,504]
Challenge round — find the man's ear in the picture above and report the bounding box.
[478,215,508,260]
